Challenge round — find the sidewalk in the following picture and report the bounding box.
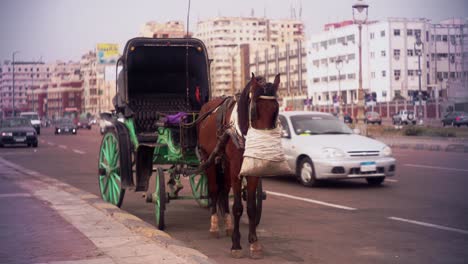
[0,157,214,264]
[374,136,468,153]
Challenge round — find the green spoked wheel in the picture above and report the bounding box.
[189,173,209,208]
[154,167,166,230]
[98,131,126,207]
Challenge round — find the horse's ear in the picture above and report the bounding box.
[273,74,280,92]
[250,73,257,87]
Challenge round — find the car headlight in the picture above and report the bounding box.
[72,129,76,132]
[382,146,392,157]
[78,122,81,126]
[1,132,13,137]
[26,132,35,136]
[321,147,346,159]
[58,129,61,133]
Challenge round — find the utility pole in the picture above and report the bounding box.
[12,51,20,117]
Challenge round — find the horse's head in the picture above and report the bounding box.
[238,73,280,135]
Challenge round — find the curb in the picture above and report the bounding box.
[386,142,468,153]
[0,157,214,264]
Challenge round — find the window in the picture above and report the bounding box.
[394,29,400,36]
[394,70,401,77]
[321,77,328,82]
[408,70,414,76]
[370,32,375,39]
[347,54,355,60]
[394,49,401,57]
[313,78,320,83]
[407,49,414,56]
[381,50,386,57]
[347,73,356,79]
[330,75,337,81]
[380,30,385,37]
[415,29,421,37]
[382,70,386,77]
[407,29,413,36]
[346,34,355,42]
[442,35,448,42]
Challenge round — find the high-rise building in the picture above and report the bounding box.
[139,21,188,38]
[195,16,305,96]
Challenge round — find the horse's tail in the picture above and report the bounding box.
[216,162,228,216]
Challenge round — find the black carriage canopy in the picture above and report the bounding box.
[116,38,211,115]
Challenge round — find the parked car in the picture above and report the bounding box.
[55,119,77,135]
[20,111,41,135]
[441,111,468,127]
[77,117,92,129]
[0,117,38,148]
[279,111,396,187]
[364,111,382,125]
[392,110,416,125]
[343,113,353,124]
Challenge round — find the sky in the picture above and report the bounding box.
[0,0,467,62]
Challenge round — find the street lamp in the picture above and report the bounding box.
[12,51,20,116]
[335,57,344,120]
[352,0,369,135]
[414,32,424,125]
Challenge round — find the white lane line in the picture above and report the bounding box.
[404,164,468,172]
[389,217,468,235]
[72,149,86,155]
[266,190,357,211]
[47,142,56,146]
[0,193,32,198]
[386,179,398,182]
[58,145,67,149]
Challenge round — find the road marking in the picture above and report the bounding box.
[404,164,468,172]
[47,142,56,146]
[389,217,468,235]
[266,190,357,211]
[73,149,86,155]
[58,145,67,149]
[0,193,32,198]
[386,179,398,182]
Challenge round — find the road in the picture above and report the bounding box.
[1,126,467,264]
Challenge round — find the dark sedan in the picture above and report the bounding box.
[55,119,77,135]
[442,112,468,127]
[77,117,92,129]
[0,117,38,148]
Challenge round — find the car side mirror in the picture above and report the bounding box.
[281,129,290,138]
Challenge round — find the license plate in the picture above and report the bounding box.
[65,128,69,132]
[14,137,26,142]
[360,161,376,172]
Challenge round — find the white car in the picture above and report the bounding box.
[279,111,396,187]
[20,111,41,135]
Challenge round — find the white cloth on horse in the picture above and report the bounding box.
[243,126,286,162]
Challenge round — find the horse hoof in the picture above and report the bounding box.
[226,228,233,237]
[210,230,220,238]
[231,249,243,258]
[250,242,264,259]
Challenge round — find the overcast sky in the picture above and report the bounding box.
[1,0,467,62]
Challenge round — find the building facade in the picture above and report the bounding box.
[307,18,468,105]
[195,16,305,97]
[139,20,188,38]
[0,61,53,116]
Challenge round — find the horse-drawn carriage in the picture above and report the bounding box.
[98,37,286,258]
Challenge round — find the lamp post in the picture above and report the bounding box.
[335,57,344,120]
[12,51,20,116]
[415,32,424,125]
[352,0,369,135]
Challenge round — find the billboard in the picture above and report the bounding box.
[96,43,119,64]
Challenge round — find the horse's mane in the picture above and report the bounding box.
[237,76,278,136]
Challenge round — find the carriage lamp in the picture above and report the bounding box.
[130,46,135,51]
[197,46,203,52]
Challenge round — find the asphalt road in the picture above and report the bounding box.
[1,126,467,264]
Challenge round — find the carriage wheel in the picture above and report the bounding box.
[154,167,166,230]
[189,173,210,208]
[98,131,126,207]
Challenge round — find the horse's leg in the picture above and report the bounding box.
[206,164,220,238]
[222,162,233,236]
[230,174,243,258]
[246,176,263,259]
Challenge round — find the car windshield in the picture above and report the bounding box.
[58,119,73,125]
[21,114,39,120]
[290,114,353,135]
[1,118,31,128]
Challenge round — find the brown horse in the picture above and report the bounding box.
[197,73,280,258]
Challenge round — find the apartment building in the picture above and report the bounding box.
[139,20,188,38]
[0,60,54,116]
[195,16,305,96]
[307,18,468,105]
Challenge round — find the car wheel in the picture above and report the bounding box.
[378,121,382,125]
[297,157,319,187]
[366,177,385,186]
[33,142,38,148]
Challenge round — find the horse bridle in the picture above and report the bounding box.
[248,93,279,130]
